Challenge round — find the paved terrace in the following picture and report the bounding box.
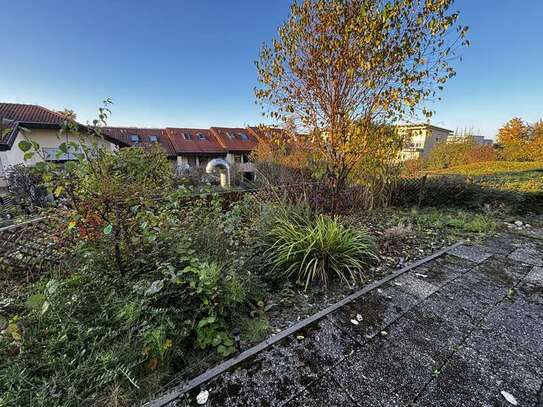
[163,228,543,407]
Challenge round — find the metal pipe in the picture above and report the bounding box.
[205,158,231,188]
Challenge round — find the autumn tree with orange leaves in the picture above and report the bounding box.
[497,118,543,161]
[255,0,469,195]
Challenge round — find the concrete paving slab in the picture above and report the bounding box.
[413,345,538,407]
[421,281,495,331]
[479,232,530,255]
[384,303,466,366]
[448,244,493,263]
[517,266,543,304]
[407,255,471,287]
[392,272,440,299]
[326,285,418,344]
[333,337,434,406]
[509,246,543,266]
[457,255,532,302]
[478,298,543,359]
[284,318,360,374]
[284,372,356,406]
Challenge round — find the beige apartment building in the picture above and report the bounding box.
[397,124,453,161]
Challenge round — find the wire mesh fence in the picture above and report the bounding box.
[0,216,67,278]
[6,173,531,276]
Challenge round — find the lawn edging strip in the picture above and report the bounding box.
[144,241,464,407]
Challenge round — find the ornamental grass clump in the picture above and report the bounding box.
[265,211,377,290]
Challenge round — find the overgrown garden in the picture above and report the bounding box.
[0,1,541,406]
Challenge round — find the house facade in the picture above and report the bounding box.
[102,126,261,179]
[397,124,453,161]
[0,103,125,192]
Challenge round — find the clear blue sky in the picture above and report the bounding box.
[1,1,541,139]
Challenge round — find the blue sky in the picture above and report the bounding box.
[0,1,541,139]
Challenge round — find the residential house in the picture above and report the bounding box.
[103,126,260,179]
[0,103,125,192]
[209,127,259,178]
[101,127,177,164]
[165,128,226,170]
[397,124,453,160]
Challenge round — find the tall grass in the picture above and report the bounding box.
[264,210,377,290]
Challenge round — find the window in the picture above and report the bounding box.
[239,133,249,141]
[226,132,235,139]
[186,156,197,166]
[234,155,242,163]
[130,134,140,143]
[43,147,81,161]
[197,133,207,141]
[242,153,250,163]
[199,157,210,167]
[183,133,191,140]
[149,135,158,143]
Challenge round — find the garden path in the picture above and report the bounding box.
[162,227,543,407]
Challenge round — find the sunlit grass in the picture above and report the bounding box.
[428,161,543,176]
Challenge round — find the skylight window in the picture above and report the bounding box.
[183,133,192,140]
[239,133,249,141]
[130,134,140,143]
[226,132,235,139]
[149,135,158,143]
[197,133,207,141]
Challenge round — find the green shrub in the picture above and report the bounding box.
[0,190,263,406]
[263,209,377,289]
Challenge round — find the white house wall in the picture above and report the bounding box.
[0,128,117,172]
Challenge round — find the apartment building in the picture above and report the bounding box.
[397,124,453,160]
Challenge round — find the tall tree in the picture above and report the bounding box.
[529,120,543,161]
[496,117,531,161]
[57,108,77,120]
[255,0,469,192]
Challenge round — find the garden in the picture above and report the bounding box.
[1,120,541,406]
[0,0,541,406]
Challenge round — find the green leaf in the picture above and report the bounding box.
[18,140,32,152]
[103,224,113,235]
[23,152,35,161]
[197,316,216,328]
[8,323,22,342]
[26,294,46,310]
[41,301,50,315]
[54,185,64,197]
[212,335,222,347]
[46,279,59,295]
[145,280,164,296]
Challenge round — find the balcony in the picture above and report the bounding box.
[237,162,255,173]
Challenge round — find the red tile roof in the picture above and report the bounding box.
[0,102,69,125]
[166,128,225,155]
[0,102,127,149]
[210,127,259,152]
[102,127,177,157]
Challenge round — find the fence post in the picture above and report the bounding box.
[417,174,427,207]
